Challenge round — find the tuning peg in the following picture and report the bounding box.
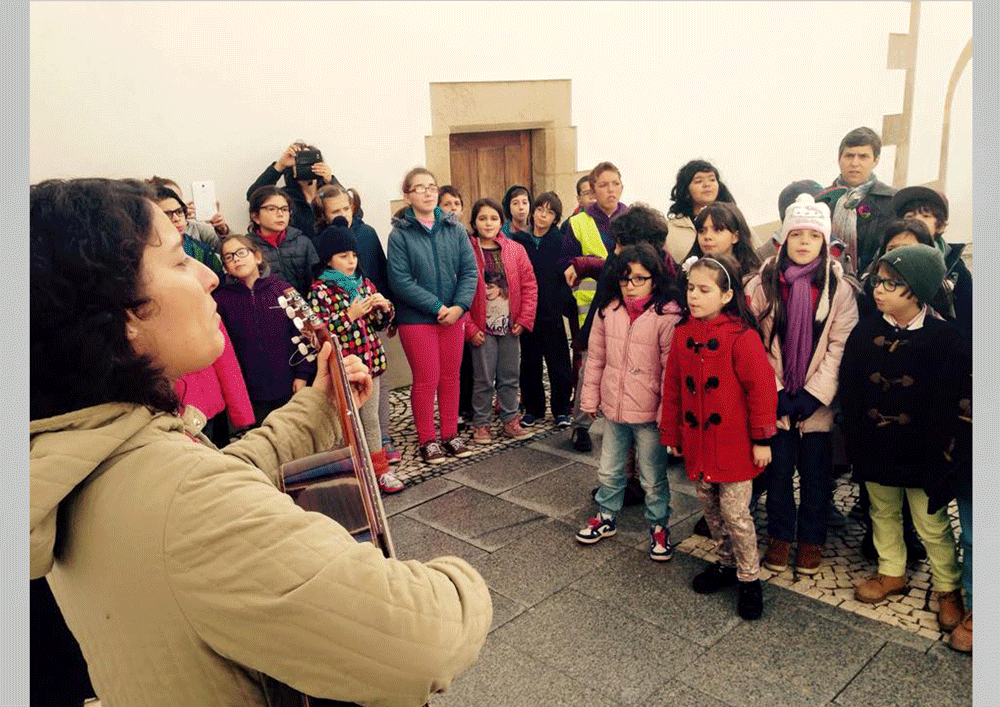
[306,354,316,362]
[285,306,296,318]
[291,335,301,344]
[298,342,309,355]
[277,296,287,307]
[292,317,304,330]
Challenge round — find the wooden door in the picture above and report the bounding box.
[449,130,533,217]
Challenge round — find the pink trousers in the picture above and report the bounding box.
[398,319,465,444]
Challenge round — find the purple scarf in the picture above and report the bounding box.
[781,258,821,393]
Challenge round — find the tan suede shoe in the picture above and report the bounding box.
[949,611,972,653]
[936,590,965,633]
[854,573,907,603]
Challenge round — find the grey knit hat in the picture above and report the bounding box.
[878,244,946,304]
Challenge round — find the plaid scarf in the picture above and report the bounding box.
[829,172,877,278]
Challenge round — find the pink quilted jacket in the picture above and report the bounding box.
[581,300,682,424]
[176,321,255,429]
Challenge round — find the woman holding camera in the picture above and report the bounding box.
[30,178,491,707]
[246,141,339,242]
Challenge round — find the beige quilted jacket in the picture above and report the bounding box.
[30,387,491,706]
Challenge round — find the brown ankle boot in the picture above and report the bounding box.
[949,611,972,653]
[855,573,907,603]
[935,590,965,633]
[796,542,824,575]
[763,539,791,572]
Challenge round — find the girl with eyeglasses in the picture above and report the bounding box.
[575,244,682,563]
[387,167,480,465]
[246,185,319,295]
[213,235,316,424]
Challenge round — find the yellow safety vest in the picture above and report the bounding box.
[568,211,609,325]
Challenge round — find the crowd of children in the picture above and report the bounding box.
[141,127,972,652]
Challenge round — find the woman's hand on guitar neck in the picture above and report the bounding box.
[311,341,374,408]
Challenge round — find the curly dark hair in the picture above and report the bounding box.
[609,203,670,251]
[667,159,735,220]
[30,178,180,419]
[594,243,680,319]
[688,202,762,279]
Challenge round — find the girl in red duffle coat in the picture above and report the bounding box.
[660,254,777,621]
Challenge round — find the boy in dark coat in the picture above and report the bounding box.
[889,185,972,338]
[839,244,965,633]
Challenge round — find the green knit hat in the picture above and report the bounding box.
[877,244,946,304]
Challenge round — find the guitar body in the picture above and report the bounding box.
[260,288,397,707]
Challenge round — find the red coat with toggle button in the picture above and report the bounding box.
[659,313,778,483]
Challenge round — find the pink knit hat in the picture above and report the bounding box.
[779,193,831,244]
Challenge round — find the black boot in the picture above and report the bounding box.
[737,580,764,620]
[571,427,592,452]
[692,562,739,594]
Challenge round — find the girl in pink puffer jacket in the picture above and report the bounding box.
[576,244,683,562]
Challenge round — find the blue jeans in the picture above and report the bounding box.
[957,495,972,609]
[595,420,670,525]
[765,430,832,546]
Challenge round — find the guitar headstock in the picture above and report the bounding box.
[277,287,334,361]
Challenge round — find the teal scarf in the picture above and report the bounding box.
[321,268,363,301]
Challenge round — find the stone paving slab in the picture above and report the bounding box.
[487,590,526,633]
[382,476,463,517]
[387,514,488,566]
[644,682,734,707]
[444,446,574,495]
[473,519,631,606]
[433,637,619,707]
[678,604,886,707]
[402,486,548,552]
[492,587,701,706]
[497,462,607,520]
[571,549,773,648]
[833,641,972,706]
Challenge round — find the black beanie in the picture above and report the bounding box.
[501,185,532,221]
[315,216,357,269]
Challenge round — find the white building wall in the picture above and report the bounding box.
[30,1,972,244]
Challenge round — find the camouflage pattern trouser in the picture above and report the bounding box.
[697,478,760,582]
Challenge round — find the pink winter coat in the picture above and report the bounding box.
[176,321,255,429]
[745,258,859,433]
[581,299,682,424]
[466,235,538,341]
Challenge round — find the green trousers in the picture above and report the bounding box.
[866,481,960,592]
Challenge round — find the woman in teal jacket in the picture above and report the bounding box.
[387,167,480,464]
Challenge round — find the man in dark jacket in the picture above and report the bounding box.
[816,127,896,281]
[246,141,339,242]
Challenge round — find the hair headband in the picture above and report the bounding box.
[681,255,732,291]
